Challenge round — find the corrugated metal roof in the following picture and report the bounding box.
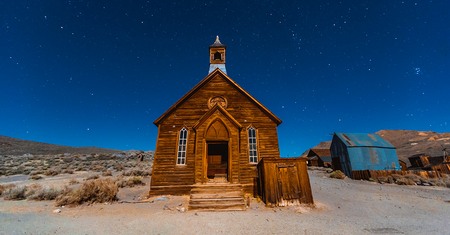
[335,133,395,148]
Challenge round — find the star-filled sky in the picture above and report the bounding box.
[1,1,449,156]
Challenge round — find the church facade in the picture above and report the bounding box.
[149,37,282,195]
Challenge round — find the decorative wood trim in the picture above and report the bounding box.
[192,104,242,130]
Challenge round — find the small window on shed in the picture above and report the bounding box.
[176,128,188,165]
[214,52,222,60]
[248,127,258,163]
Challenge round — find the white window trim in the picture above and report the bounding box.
[176,127,188,165]
[248,127,258,164]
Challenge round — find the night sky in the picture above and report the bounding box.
[1,1,449,156]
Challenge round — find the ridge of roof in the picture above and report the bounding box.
[334,132,395,148]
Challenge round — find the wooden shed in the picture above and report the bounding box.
[257,157,313,206]
[306,148,332,167]
[149,37,282,199]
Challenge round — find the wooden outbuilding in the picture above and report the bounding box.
[258,157,313,206]
[306,148,332,167]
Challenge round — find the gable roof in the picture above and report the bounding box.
[334,133,395,148]
[310,148,331,157]
[154,69,282,125]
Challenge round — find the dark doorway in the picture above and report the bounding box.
[207,142,228,180]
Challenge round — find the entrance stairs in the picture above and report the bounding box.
[188,183,246,211]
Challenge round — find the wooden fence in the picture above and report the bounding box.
[257,157,313,206]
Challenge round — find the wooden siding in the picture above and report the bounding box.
[150,71,281,196]
[257,158,313,206]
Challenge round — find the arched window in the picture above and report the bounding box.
[248,127,258,163]
[214,51,222,60]
[177,128,188,165]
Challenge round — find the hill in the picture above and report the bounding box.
[0,136,122,155]
[376,130,450,164]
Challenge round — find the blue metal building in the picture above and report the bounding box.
[330,133,400,177]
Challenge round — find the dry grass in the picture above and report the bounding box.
[55,178,118,207]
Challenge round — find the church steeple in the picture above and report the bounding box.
[209,36,227,74]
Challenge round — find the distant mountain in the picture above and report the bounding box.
[376,130,450,164]
[0,136,122,155]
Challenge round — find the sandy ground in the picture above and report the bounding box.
[1,169,449,235]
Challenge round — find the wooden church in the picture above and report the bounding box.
[149,37,312,208]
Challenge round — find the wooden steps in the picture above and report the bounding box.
[188,183,246,211]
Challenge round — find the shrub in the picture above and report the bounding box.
[116,176,145,188]
[102,170,112,176]
[55,178,118,206]
[329,170,346,179]
[30,175,43,180]
[395,177,416,185]
[86,175,99,180]
[44,169,60,176]
[404,174,422,183]
[3,186,27,200]
[122,169,150,177]
[91,164,106,172]
[29,170,44,176]
[0,184,16,196]
[68,178,79,185]
[62,169,74,174]
[114,163,124,171]
[28,186,63,200]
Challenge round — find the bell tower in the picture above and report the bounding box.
[209,36,227,74]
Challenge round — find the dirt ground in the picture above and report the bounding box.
[1,169,449,235]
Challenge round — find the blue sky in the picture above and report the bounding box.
[1,1,449,156]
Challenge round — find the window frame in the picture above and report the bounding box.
[247,126,259,164]
[176,127,188,165]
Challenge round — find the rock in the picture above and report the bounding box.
[53,209,61,213]
[155,196,169,201]
[176,207,186,213]
[163,205,171,210]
